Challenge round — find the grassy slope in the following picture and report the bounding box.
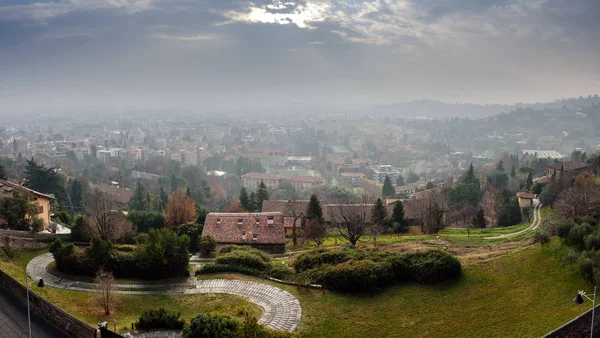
[0,249,260,334]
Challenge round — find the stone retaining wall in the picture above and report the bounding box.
[544,305,600,337]
[0,228,70,240]
[0,268,97,338]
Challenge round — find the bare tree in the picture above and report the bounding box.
[304,218,327,247]
[411,188,446,234]
[328,190,377,246]
[481,187,501,228]
[555,174,600,221]
[86,190,133,242]
[95,269,114,315]
[287,199,305,246]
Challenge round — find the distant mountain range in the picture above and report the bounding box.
[368,96,600,119]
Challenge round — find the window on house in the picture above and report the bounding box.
[252,234,258,242]
[216,218,222,224]
[267,216,274,225]
[255,218,260,226]
[242,231,246,241]
[38,206,43,214]
[237,218,244,225]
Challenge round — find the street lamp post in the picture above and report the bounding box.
[574,286,597,338]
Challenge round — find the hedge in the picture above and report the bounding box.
[135,307,185,330]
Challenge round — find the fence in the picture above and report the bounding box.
[0,268,97,338]
[544,304,600,337]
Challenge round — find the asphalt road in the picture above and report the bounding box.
[0,288,70,338]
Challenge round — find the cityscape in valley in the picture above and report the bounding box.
[2,1,600,338]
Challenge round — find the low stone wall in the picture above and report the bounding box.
[0,228,70,240]
[544,304,600,337]
[0,268,97,338]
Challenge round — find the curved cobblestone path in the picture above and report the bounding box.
[27,253,301,331]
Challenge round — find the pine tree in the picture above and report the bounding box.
[510,165,516,178]
[129,182,148,211]
[460,162,479,187]
[370,198,388,246]
[159,187,168,211]
[391,201,407,233]
[256,181,269,211]
[472,208,486,228]
[396,175,405,186]
[305,194,323,223]
[381,175,396,196]
[69,178,84,210]
[0,163,6,180]
[239,187,250,211]
[526,172,533,190]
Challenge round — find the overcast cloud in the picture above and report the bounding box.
[0,0,599,113]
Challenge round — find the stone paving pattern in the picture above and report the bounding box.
[27,253,301,332]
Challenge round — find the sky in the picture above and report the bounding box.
[0,0,599,113]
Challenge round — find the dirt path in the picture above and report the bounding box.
[483,201,541,240]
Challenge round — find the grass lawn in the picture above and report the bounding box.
[200,243,589,338]
[0,249,260,334]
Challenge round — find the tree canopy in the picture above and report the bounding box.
[381,175,396,196]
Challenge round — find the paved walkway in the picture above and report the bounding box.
[484,200,542,240]
[27,253,301,332]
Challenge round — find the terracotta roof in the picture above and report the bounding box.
[287,176,325,184]
[547,161,591,171]
[516,192,536,199]
[0,179,55,200]
[241,152,268,159]
[202,212,286,245]
[243,172,280,181]
[340,172,365,177]
[95,184,133,205]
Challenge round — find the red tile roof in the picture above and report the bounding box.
[0,179,55,200]
[547,161,592,171]
[95,184,133,205]
[516,192,536,199]
[243,172,280,181]
[202,212,286,245]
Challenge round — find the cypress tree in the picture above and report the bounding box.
[239,187,250,211]
[256,181,270,211]
[305,194,323,223]
[526,172,533,190]
[391,201,407,233]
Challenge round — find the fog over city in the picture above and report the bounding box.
[1,0,599,114]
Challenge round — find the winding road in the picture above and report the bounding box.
[27,253,301,332]
[483,200,542,240]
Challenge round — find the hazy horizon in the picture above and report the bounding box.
[1,0,599,114]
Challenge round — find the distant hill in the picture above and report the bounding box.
[369,96,600,119]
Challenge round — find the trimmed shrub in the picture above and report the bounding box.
[269,263,294,280]
[183,314,238,338]
[55,211,72,225]
[404,250,462,285]
[135,307,185,330]
[198,263,262,277]
[585,232,600,251]
[321,260,391,292]
[216,251,270,271]
[219,245,271,263]
[568,223,594,248]
[198,236,217,257]
[177,222,203,253]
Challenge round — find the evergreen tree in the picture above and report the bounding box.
[425,182,434,190]
[239,187,250,211]
[171,173,178,191]
[526,172,533,190]
[256,181,269,210]
[0,163,6,180]
[460,162,479,186]
[305,194,323,223]
[371,198,388,227]
[12,139,17,153]
[249,192,258,212]
[69,178,84,210]
[396,175,405,186]
[24,158,67,204]
[159,187,168,211]
[391,201,407,233]
[510,165,516,178]
[381,175,396,196]
[129,182,148,211]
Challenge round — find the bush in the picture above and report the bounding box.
[269,263,294,280]
[55,211,72,226]
[127,211,165,233]
[533,230,550,246]
[568,223,593,248]
[237,312,296,338]
[31,217,45,232]
[135,307,185,330]
[183,314,238,338]
[198,236,217,257]
[216,251,270,271]
[293,249,350,273]
[576,250,600,284]
[177,223,203,253]
[70,216,93,242]
[198,263,262,277]
[404,250,462,285]
[219,245,271,263]
[585,232,600,251]
[556,220,575,239]
[317,259,390,292]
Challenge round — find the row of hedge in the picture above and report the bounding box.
[293,247,462,292]
[197,245,291,279]
[49,228,190,279]
[134,308,294,338]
